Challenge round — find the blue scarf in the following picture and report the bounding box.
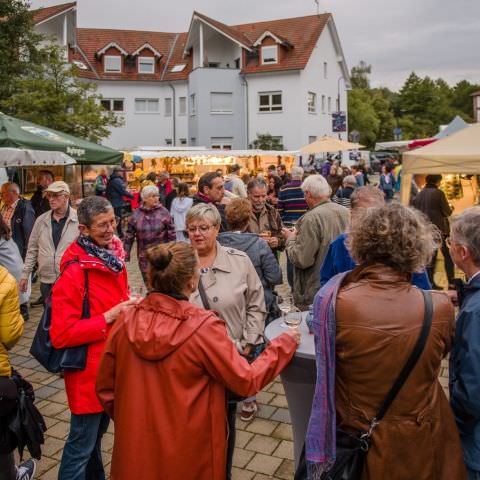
[306,271,348,479]
[77,235,123,273]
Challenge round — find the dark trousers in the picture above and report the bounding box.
[428,235,455,286]
[468,468,480,480]
[286,254,294,289]
[226,402,237,480]
[58,412,110,480]
[40,282,53,303]
[0,453,16,480]
[113,206,124,238]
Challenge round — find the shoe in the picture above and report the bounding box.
[16,459,36,480]
[240,401,258,422]
[30,296,44,308]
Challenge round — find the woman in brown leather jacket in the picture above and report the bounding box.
[308,203,466,479]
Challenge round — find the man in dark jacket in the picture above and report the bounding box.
[192,172,228,231]
[448,207,480,480]
[412,174,454,288]
[30,170,54,218]
[106,169,133,238]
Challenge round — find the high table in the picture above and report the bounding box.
[265,313,316,468]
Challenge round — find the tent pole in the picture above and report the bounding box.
[81,164,85,198]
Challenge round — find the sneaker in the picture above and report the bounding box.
[16,459,36,480]
[240,401,258,422]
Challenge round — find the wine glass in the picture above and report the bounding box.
[284,311,303,330]
[130,285,146,300]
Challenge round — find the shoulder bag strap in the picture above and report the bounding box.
[81,269,90,319]
[373,289,433,426]
[198,277,211,310]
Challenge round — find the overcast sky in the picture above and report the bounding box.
[31,0,480,90]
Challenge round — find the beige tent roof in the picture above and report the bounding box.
[300,135,363,154]
[403,123,479,174]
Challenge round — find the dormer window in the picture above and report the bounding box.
[138,57,155,74]
[261,45,278,65]
[104,56,122,73]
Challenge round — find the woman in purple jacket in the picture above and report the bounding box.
[124,185,176,283]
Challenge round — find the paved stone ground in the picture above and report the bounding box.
[9,251,450,479]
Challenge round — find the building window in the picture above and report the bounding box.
[190,94,196,116]
[104,55,122,73]
[211,137,233,149]
[179,97,187,116]
[134,98,159,113]
[100,98,124,112]
[308,92,316,113]
[180,138,187,145]
[191,137,196,145]
[321,95,326,113]
[261,45,278,64]
[210,92,233,114]
[164,98,172,117]
[328,96,332,113]
[138,56,155,74]
[323,62,328,79]
[308,136,317,144]
[208,62,220,68]
[165,139,172,146]
[258,91,283,112]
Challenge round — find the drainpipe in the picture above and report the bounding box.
[169,83,176,146]
[241,74,249,148]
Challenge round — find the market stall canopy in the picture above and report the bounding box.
[0,112,123,165]
[0,148,76,167]
[434,115,469,139]
[300,136,364,155]
[403,123,480,175]
[375,140,410,151]
[128,149,298,159]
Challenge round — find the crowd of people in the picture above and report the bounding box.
[0,158,479,480]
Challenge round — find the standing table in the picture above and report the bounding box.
[265,313,316,468]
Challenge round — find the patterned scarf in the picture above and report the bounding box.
[305,271,348,480]
[77,235,123,273]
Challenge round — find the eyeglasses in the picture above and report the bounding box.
[187,225,215,235]
[91,217,118,232]
[46,192,67,199]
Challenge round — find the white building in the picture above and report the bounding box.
[33,2,351,150]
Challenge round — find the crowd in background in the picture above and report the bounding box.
[0,155,479,480]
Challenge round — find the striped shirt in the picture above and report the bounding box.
[277,180,308,223]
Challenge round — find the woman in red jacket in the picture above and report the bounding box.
[50,196,136,480]
[96,241,300,480]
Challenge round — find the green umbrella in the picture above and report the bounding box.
[0,112,123,165]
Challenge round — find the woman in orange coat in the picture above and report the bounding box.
[96,241,300,480]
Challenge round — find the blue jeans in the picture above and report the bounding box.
[468,468,480,480]
[58,412,110,480]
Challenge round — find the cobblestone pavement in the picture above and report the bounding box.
[9,251,450,479]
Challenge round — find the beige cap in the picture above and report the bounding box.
[45,181,70,194]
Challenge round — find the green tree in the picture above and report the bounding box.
[347,89,380,148]
[249,133,284,150]
[1,45,123,143]
[350,61,372,90]
[0,0,44,102]
[371,89,396,142]
[451,80,480,121]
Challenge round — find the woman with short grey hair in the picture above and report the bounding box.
[186,202,267,478]
[124,185,175,283]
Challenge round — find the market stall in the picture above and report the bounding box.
[123,147,297,189]
[0,113,123,198]
[401,123,480,211]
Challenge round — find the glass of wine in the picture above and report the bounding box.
[284,311,303,330]
[130,285,146,300]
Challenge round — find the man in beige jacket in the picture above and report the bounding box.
[19,181,79,304]
[282,174,349,310]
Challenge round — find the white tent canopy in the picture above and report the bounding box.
[434,115,469,139]
[401,123,480,204]
[0,148,76,167]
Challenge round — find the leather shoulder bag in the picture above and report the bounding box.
[295,289,433,480]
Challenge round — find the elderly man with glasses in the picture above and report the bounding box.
[19,181,79,305]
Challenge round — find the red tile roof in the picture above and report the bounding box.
[72,12,331,81]
[32,1,76,25]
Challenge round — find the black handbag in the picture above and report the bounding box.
[0,376,18,417]
[295,289,433,480]
[30,260,90,374]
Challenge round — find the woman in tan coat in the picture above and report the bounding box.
[96,242,300,480]
[306,203,466,479]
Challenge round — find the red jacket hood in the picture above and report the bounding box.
[122,293,214,361]
[61,239,125,272]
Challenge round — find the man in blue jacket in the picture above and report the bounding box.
[106,169,133,238]
[320,185,431,289]
[448,207,480,480]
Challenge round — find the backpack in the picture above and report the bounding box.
[30,260,90,374]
